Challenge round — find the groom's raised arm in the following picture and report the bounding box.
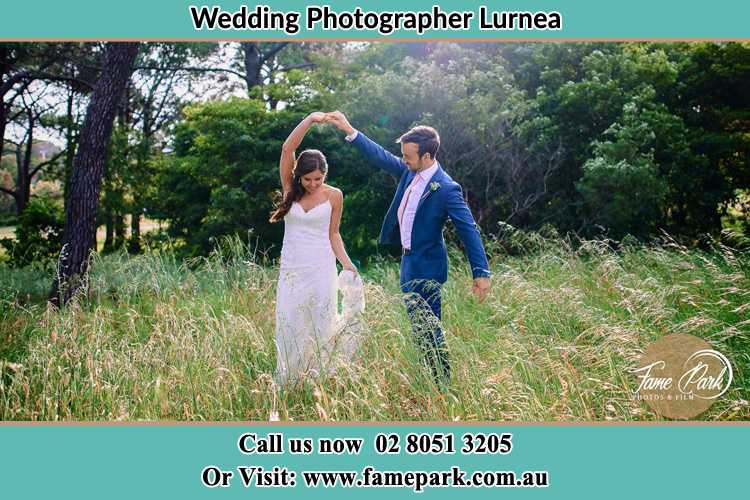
[327,111,406,178]
[445,183,491,279]
[347,131,407,178]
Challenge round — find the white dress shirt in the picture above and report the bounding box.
[397,161,437,249]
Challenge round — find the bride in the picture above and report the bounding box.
[269,112,364,386]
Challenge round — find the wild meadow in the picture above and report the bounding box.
[1,229,748,422]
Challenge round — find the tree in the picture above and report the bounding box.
[241,42,290,91]
[1,43,98,216]
[576,96,669,239]
[92,43,215,254]
[127,43,213,253]
[50,42,140,307]
[1,85,66,215]
[500,44,671,232]
[100,122,129,252]
[667,42,750,239]
[0,196,64,266]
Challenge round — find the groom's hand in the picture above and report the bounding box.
[472,277,491,303]
[326,111,355,136]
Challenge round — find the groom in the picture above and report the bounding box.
[327,111,491,387]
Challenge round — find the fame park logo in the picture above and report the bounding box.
[632,333,733,419]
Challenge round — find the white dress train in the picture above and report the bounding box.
[274,199,365,385]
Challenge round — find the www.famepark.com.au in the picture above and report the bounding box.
[227,465,549,492]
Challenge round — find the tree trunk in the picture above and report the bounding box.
[103,210,114,252]
[267,67,278,110]
[128,96,152,255]
[101,140,113,253]
[63,82,76,215]
[114,211,126,250]
[0,44,8,165]
[50,42,139,307]
[241,42,263,92]
[15,153,28,216]
[0,102,6,171]
[129,210,141,253]
[15,110,34,215]
[0,102,7,160]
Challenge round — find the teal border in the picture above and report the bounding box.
[3,1,749,39]
[1,424,747,498]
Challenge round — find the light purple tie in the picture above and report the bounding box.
[397,174,421,228]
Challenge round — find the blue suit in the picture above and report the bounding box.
[348,131,491,384]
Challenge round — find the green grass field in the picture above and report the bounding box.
[1,232,748,421]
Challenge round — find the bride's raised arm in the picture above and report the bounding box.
[279,112,327,193]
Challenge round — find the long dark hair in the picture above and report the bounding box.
[269,149,328,223]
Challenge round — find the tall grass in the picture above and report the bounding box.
[1,230,748,421]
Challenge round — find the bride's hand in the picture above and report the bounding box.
[307,112,327,123]
[344,265,358,275]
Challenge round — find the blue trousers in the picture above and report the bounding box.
[401,278,450,385]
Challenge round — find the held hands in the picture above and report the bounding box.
[472,277,491,303]
[306,111,327,123]
[325,111,355,136]
[304,111,355,136]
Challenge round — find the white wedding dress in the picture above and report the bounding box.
[274,199,365,386]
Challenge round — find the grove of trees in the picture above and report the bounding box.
[1,41,748,304]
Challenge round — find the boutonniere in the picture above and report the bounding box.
[420,181,441,203]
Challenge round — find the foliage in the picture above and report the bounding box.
[576,94,670,239]
[0,168,15,223]
[99,123,129,252]
[5,41,750,266]
[0,197,64,267]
